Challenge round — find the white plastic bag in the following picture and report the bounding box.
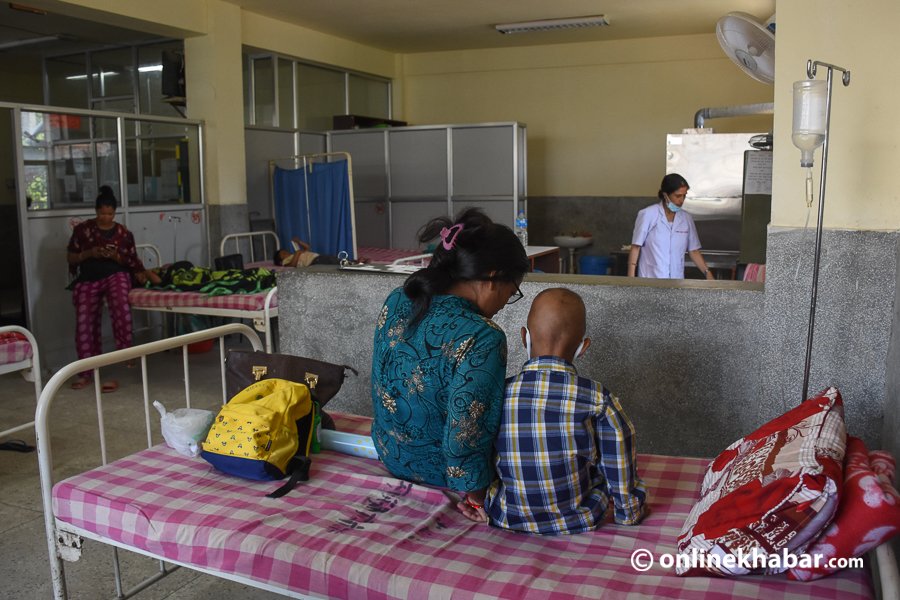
[153,401,214,457]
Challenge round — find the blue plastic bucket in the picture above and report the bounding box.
[579,255,612,275]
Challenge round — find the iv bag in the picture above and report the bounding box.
[792,80,827,167]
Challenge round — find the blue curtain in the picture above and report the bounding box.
[272,159,354,258]
[273,166,309,252]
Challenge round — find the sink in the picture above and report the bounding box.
[553,235,593,249]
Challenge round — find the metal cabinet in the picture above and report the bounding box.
[329,122,526,250]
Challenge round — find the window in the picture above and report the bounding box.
[45,55,89,109]
[138,42,185,119]
[296,63,345,131]
[125,120,201,205]
[21,109,202,211]
[43,41,185,118]
[252,56,275,126]
[349,74,390,120]
[244,51,392,131]
[21,110,117,209]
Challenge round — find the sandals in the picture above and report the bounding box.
[70,377,119,393]
[0,439,35,453]
[70,377,91,390]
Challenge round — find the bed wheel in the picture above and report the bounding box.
[56,531,84,562]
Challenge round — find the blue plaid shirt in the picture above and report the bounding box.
[486,356,646,534]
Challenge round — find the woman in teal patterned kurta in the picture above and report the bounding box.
[372,208,529,522]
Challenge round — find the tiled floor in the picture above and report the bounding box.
[0,341,286,599]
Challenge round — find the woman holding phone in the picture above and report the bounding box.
[627,173,714,280]
[66,185,160,391]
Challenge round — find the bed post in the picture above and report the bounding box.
[36,371,69,599]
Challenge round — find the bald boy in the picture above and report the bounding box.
[485,288,647,535]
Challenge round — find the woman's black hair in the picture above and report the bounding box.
[403,207,529,327]
[95,185,118,210]
[658,173,690,201]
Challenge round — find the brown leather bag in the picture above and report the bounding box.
[225,350,357,429]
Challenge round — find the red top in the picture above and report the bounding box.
[67,219,144,278]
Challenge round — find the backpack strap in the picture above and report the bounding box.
[266,455,311,498]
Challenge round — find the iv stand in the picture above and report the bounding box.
[800,59,850,403]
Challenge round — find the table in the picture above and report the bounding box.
[611,249,739,279]
[526,246,561,273]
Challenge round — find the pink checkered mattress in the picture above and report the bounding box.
[0,333,32,366]
[358,247,421,265]
[52,413,873,600]
[128,288,277,312]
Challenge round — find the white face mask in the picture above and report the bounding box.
[525,327,587,360]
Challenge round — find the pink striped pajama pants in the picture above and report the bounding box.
[72,271,133,377]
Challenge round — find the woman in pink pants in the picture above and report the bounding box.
[66,186,160,392]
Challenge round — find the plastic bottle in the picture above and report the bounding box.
[515,209,528,248]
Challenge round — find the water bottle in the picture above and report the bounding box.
[515,209,528,248]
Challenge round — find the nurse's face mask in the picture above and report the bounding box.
[524,327,586,359]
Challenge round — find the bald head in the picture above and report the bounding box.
[526,288,588,361]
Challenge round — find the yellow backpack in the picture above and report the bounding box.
[201,378,315,497]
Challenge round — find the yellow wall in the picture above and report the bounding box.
[772,0,900,229]
[400,34,773,197]
[241,12,395,79]
[27,0,207,38]
[0,56,44,206]
[184,1,245,206]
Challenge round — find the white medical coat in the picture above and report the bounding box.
[631,203,701,279]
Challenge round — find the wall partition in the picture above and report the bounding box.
[328,122,527,249]
[5,101,205,370]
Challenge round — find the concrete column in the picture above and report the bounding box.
[184,0,247,251]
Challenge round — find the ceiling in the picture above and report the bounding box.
[0,3,159,58]
[225,0,775,53]
[0,0,775,57]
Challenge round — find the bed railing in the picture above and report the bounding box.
[0,325,41,440]
[220,230,280,264]
[36,324,263,599]
[136,242,162,269]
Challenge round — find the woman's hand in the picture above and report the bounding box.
[97,246,120,263]
[455,491,488,523]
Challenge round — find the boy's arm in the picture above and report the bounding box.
[595,391,647,525]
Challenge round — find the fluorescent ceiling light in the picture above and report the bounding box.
[66,71,118,80]
[495,15,609,35]
[138,64,163,72]
[0,35,60,51]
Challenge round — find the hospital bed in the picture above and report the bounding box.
[0,325,42,440]
[36,326,897,599]
[128,232,424,354]
[128,234,282,352]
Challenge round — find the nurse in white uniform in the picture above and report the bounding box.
[627,173,714,280]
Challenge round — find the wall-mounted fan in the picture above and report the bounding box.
[716,12,775,84]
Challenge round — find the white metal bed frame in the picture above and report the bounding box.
[0,325,42,440]
[130,237,279,352]
[35,323,377,599]
[33,326,900,600]
[37,324,265,599]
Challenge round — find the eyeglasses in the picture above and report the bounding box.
[507,282,524,305]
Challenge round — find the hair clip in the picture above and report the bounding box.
[439,223,464,250]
